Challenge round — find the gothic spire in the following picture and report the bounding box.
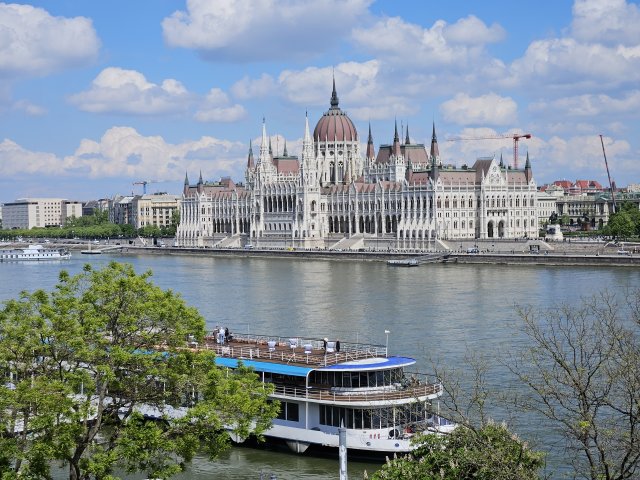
[524,151,532,182]
[198,170,203,184]
[303,111,312,144]
[330,72,339,109]
[247,139,255,169]
[393,118,401,156]
[184,171,189,186]
[283,139,288,157]
[430,122,440,161]
[499,151,504,168]
[366,122,376,160]
[405,123,410,145]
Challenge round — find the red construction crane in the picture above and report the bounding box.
[447,133,532,169]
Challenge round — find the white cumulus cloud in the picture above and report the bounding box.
[162,0,371,61]
[0,3,99,77]
[440,93,517,126]
[352,15,504,68]
[69,67,192,115]
[231,74,276,99]
[530,90,640,117]
[194,88,247,123]
[571,0,640,46]
[0,127,246,184]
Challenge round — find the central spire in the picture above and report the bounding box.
[330,72,339,109]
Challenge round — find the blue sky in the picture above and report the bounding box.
[0,0,638,202]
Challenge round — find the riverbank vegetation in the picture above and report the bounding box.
[373,289,640,480]
[0,262,278,480]
[0,210,178,240]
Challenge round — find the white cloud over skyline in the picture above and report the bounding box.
[1,0,639,202]
[162,0,372,61]
[0,3,99,77]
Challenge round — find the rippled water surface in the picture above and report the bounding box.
[2,253,639,478]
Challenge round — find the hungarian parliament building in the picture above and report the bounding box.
[176,82,538,249]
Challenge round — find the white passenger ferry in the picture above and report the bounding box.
[0,244,71,262]
[202,332,455,456]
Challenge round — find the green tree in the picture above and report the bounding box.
[508,290,640,480]
[605,211,635,239]
[371,422,543,480]
[0,262,278,480]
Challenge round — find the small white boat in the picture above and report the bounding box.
[0,244,71,262]
[387,259,419,267]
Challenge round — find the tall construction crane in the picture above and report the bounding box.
[599,135,616,214]
[447,132,532,169]
[132,180,159,194]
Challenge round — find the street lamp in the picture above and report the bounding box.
[384,329,390,357]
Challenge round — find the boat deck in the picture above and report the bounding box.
[200,333,386,368]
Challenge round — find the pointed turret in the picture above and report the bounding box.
[258,117,269,164]
[268,136,273,157]
[247,139,255,169]
[304,111,312,144]
[499,151,504,168]
[183,171,189,195]
[330,72,339,109]
[392,119,401,156]
[283,139,288,157]
[430,122,440,165]
[197,170,203,193]
[524,151,532,183]
[405,123,410,145]
[366,123,376,161]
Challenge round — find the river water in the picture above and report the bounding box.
[1,253,639,479]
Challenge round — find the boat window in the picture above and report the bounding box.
[277,401,299,422]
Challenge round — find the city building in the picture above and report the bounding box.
[177,83,539,249]
[2,198,82,230]
[132,193,180,229]
[109,193,180,230]
[537,191,558,227]
[82,199,110,216]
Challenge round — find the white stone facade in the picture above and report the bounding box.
[177,87,539,249]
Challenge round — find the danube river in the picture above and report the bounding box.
[1,253,639,479]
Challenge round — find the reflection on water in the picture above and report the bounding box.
[3,253,639,477]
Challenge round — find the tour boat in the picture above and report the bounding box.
[202,332,455,456]
[0,244,71,262]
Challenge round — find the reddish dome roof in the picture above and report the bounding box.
[313,80,358,142]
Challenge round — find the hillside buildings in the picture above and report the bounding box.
[176,83,538,249]
[2,198,82,230]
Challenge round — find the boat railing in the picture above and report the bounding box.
[202,333,386,367]
[269,381,442,403]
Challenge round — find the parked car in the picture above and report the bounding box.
[466,247,479,254]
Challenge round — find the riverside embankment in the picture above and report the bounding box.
[118,241,640,267]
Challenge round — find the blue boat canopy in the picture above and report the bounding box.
[215,357,313,377]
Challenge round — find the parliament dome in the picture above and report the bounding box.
[313,80,358,142]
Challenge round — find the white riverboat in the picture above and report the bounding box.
[203,332,455,456]
[0,244,71,262]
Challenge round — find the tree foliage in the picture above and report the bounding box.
[0,262,278,480]
[605,201,640,239]
[371,422,544,480]
[509,290,640,480]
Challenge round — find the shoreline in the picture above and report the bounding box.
[118,245,640,267]
[3,240,639,267]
